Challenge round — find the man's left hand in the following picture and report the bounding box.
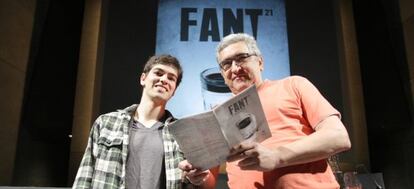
[179,160,210,186]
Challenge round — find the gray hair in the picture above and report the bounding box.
[216,33,262,62]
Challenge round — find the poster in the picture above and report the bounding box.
[156,0,290,117]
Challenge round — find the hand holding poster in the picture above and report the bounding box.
[168,85,271,170]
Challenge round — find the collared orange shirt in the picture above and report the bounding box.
[226,76,340,189]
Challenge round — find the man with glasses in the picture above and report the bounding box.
[182,33,351,189]
[220,33,351,188]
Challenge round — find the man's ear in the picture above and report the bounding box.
[258,56,264,71]
[140,73,146,86]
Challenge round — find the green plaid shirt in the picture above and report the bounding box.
[73,104,188,189]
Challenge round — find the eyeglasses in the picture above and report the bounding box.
[219,53,256,71]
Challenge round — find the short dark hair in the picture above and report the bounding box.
[143,54,183,87]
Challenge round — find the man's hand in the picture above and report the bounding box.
[178,160,211,186]
[227,141,279,172]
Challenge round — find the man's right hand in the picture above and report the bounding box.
[227,140,279,172]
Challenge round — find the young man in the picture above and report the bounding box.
[217,33,351,188]
[73,55,215,189]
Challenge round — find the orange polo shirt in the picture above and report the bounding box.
[226,76,340,189]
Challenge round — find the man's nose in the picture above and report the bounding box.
[159,75,168,83]
[230,61,242,72]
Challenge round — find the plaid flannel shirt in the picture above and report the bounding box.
[73,104,187,189]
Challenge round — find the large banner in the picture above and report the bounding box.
[156,0,290,118]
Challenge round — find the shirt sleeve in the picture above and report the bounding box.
[292,76,340,129]
[72,117,100,188]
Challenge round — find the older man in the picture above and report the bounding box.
[217,33,351,189]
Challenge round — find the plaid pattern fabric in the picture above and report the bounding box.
[73,104,187,189]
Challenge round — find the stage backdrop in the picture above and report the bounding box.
[156,0,290,117]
